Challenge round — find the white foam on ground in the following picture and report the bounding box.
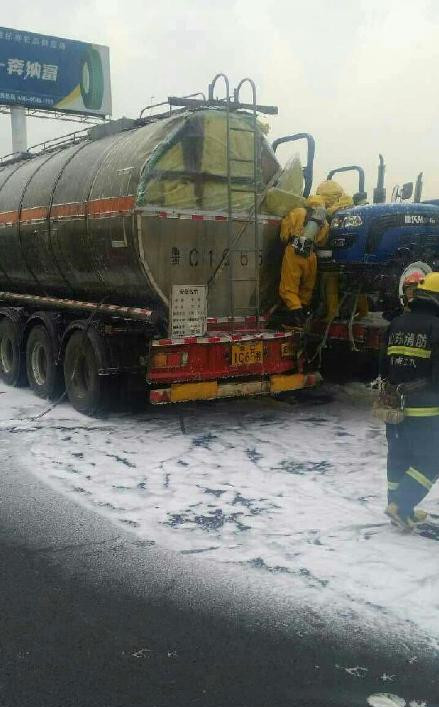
[2,382,439,642]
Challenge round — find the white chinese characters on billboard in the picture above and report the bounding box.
[0,27,111,116]
[6,58,58,81]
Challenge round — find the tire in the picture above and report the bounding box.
[0,317,27,387]
[80,47,104,111]
[26,325,64,400]
[63,330,109,416]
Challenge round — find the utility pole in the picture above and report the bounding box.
[10,105,28,154]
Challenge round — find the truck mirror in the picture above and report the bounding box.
[401,182,413,200]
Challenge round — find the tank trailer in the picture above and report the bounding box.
[0,75,319,415]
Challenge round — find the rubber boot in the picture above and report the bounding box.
[385,503,427,529]
[385,502,416,531]
[413,509,428,523]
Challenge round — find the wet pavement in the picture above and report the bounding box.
[1,435,438,707]
[2,383,439,641]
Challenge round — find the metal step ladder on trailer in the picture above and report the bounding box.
[209,74,260,324]
[168,75,278,329]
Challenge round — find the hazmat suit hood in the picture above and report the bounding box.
[316,180,354,215]
[327,194,354,216]
[316,180,345,208]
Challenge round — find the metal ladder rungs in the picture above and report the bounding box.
[221,76,260,327]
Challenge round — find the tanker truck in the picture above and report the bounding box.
[0,75,319,415]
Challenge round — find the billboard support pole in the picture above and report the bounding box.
[10,106,28,154]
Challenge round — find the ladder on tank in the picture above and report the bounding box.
[208,74,261,326]
[168,77,278,329]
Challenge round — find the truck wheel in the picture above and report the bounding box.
[64,331,108,416]
[26,325,64,400]
[80,47,104,111]
[0,318,27,386]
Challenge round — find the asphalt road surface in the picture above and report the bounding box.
[1,435,438,707]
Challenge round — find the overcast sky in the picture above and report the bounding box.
[1,0,438,198]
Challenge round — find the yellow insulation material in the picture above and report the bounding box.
[140,110,278,212]
[142,178,195,208]
[201,112,254,179]
[262,155,305,217]
[142,141,195,207]
[156,141,184,171]
[202,182,253,211]
[162,180,195,207]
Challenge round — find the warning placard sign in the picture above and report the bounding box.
[170,285,207,338]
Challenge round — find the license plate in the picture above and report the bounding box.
[231,341,263,367]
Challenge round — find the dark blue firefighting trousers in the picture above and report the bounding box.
[387,416,439,517]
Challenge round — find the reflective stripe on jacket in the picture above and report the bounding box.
[380,303,439,410]
[405,406,439,417]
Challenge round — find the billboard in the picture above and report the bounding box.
[0,27,111,116]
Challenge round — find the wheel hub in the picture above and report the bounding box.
[31,342,48,386]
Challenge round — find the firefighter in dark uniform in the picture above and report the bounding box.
[380,272,439,530]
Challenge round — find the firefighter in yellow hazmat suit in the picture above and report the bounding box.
[278,195,329,327]
[316,180,368,321]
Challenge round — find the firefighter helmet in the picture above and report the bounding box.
[398,261,432,305]
[415,272,439,309]
[402,271,424,305]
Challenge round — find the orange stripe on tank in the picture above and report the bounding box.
[87,195,135,216]
[0,196,136,226]
[20,206,49,222]
[51,202,86,219]
[0,210,18,225]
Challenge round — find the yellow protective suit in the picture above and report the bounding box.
[279,244,318,311]
[316,180,368,320]
[327,194,354,216]
[279,199,329,312]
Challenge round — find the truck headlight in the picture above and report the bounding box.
[342,214,363,228]
[331,216,342,229]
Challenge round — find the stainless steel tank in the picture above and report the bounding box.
[0,109,282,317]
